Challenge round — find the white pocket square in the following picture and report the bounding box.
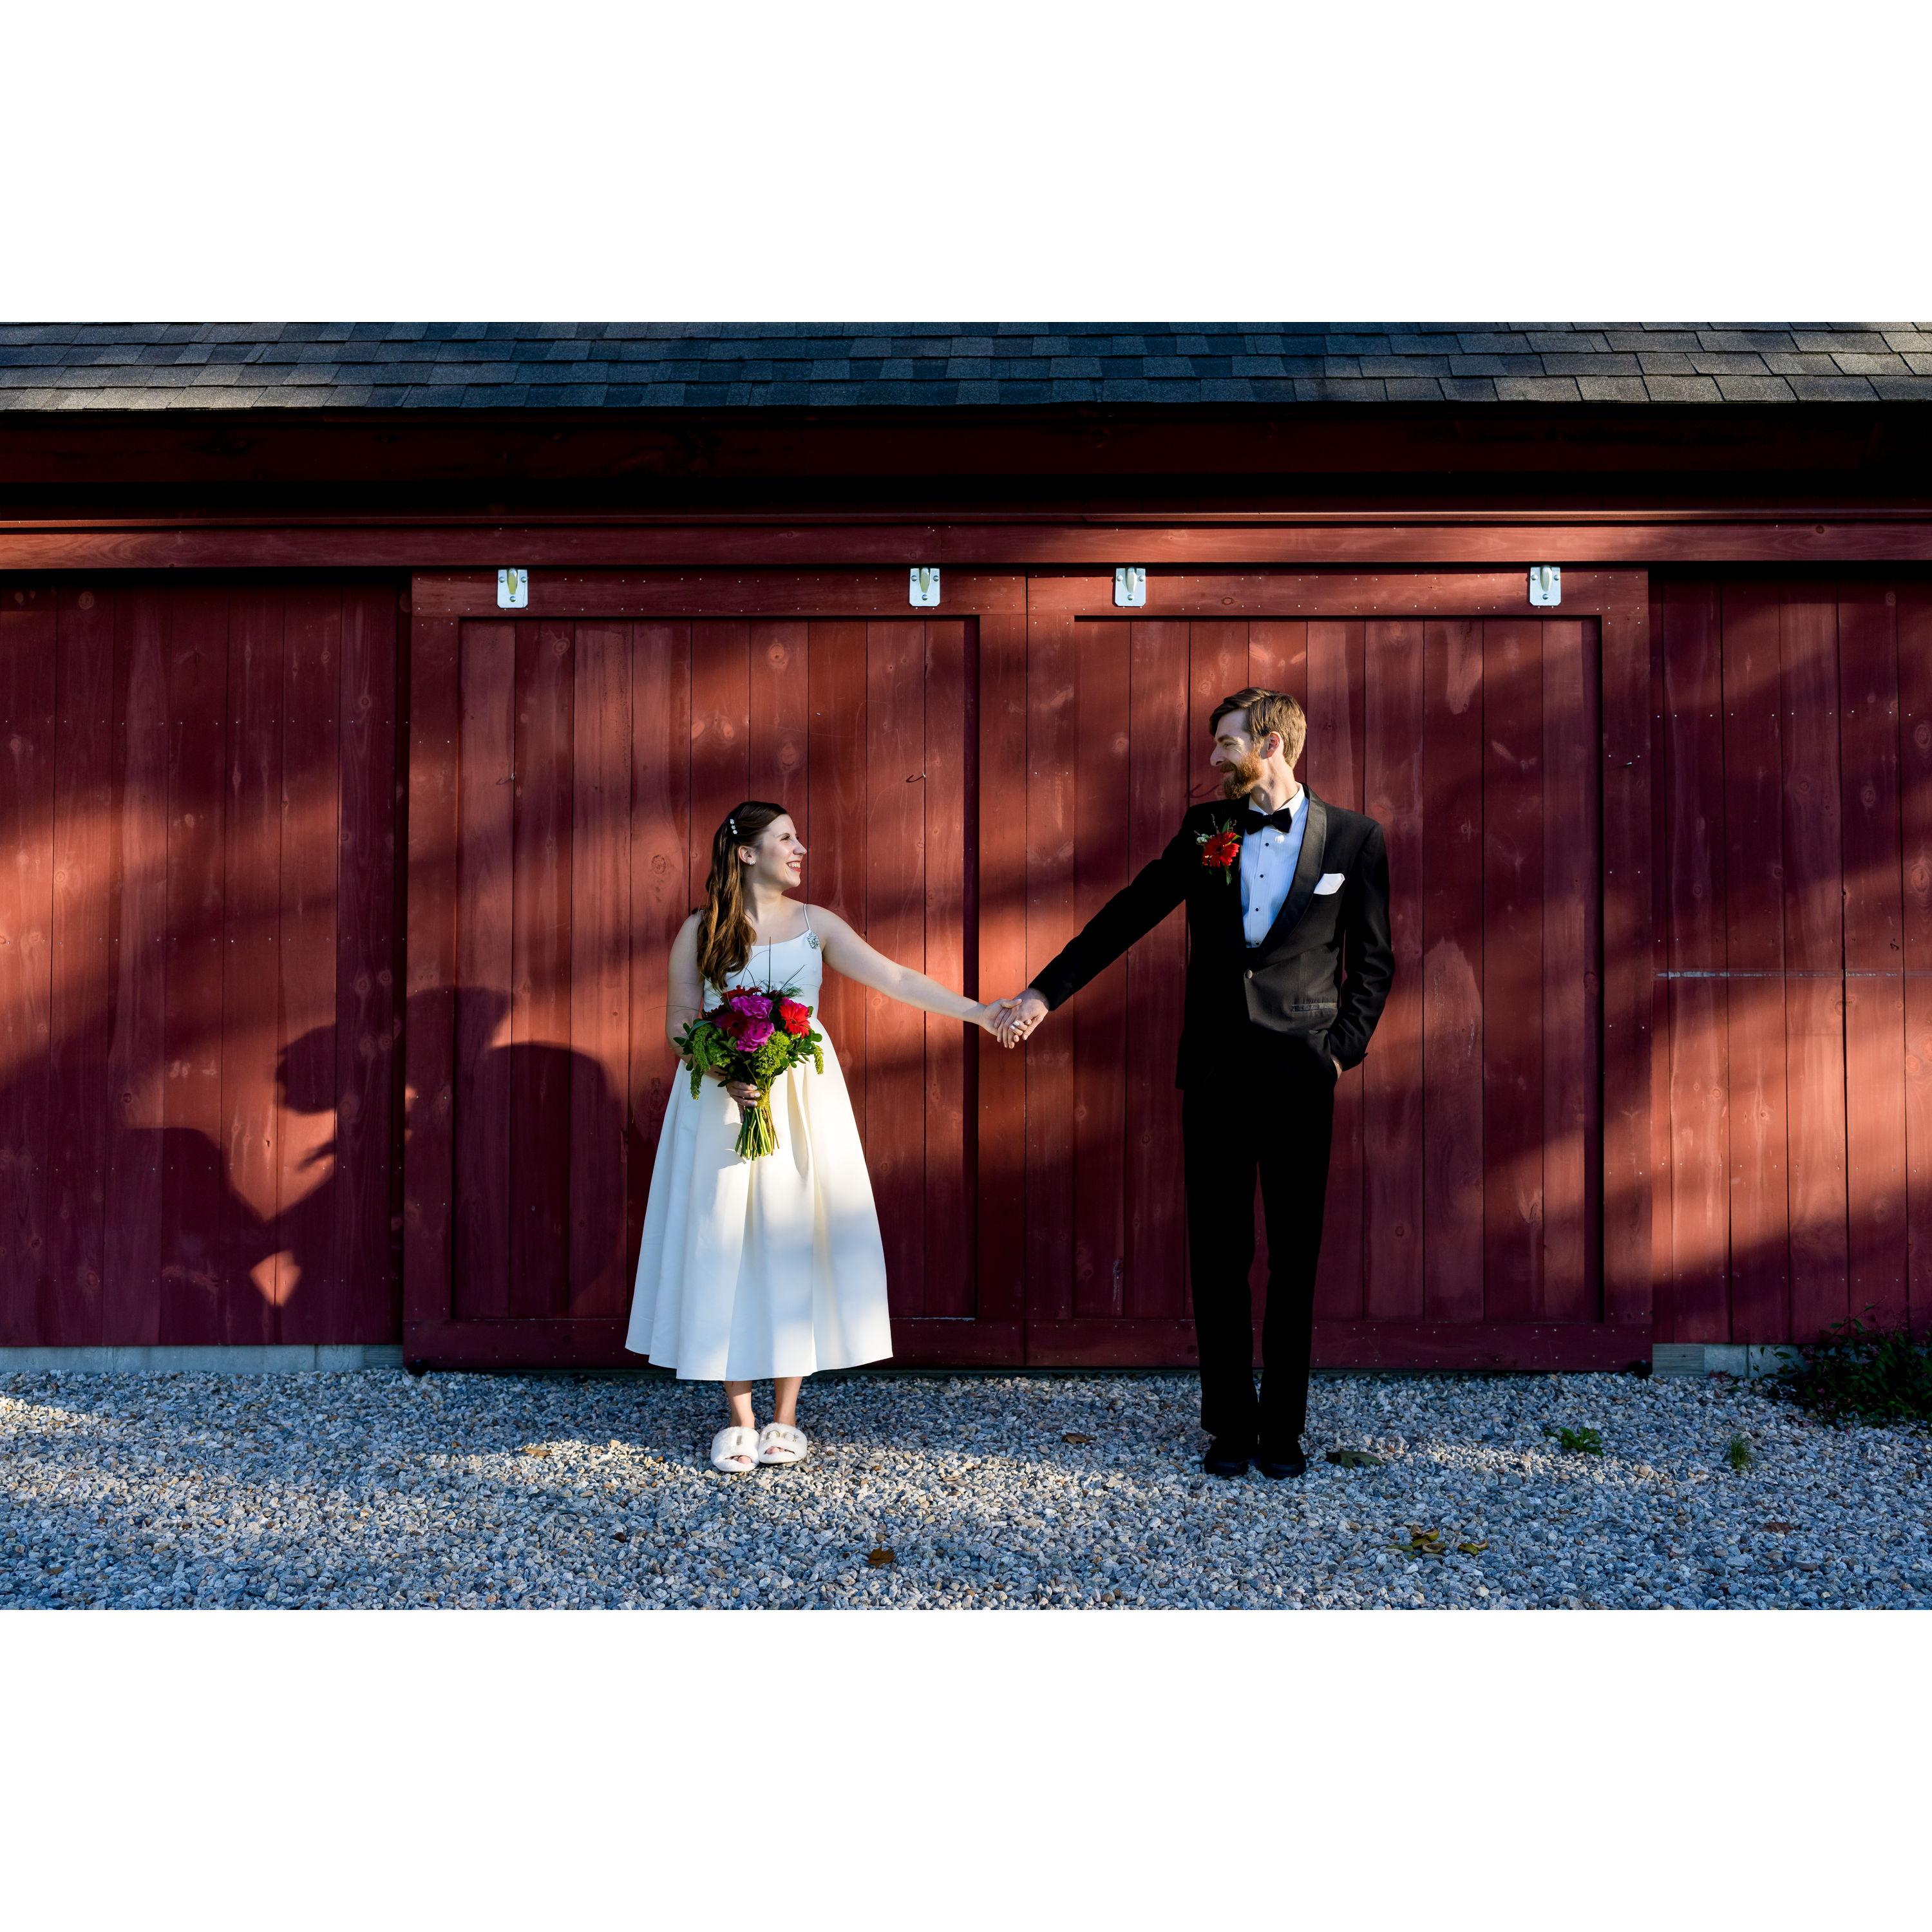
[1312,872,1345,895]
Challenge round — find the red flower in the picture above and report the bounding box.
[1198,824,1242,878]
[778,998,812,1036]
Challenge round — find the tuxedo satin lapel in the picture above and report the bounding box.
[1195,803,1247,949]
[1255,791,1327,955]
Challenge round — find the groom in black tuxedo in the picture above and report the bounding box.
[998,687,1394,1478]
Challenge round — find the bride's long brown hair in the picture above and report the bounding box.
[695,799,790,990]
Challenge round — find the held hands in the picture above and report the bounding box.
[989,989,1048,1048]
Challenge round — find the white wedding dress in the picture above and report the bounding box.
[624,909,894,1379]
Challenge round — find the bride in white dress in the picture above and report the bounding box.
[625,799,1012,1473]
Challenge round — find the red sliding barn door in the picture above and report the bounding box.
[1020,578,1651,1372]
[404,609,1014,1367]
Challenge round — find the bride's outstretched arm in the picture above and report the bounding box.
[812,906,1012,1032]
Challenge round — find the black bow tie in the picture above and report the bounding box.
[1240,804,1298,835]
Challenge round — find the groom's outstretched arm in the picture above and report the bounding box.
[1027,818,1198,1014]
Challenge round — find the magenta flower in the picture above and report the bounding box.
[728,992,772,1020]
[737,1019,775,1050]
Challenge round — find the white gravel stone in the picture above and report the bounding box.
[1,1368,1925,1609]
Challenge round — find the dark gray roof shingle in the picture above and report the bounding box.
[2,324,1931,407]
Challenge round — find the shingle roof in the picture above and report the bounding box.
[5,323,1932,408]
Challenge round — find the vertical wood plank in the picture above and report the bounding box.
[1786,974,1850,1344]
[508,620,574,1320]
[1481,618,1544,1323]
[1072,620,1131,1320]
[1648,585,1674,1339]
[1362,620,1426,1321]
[1247,620,1307,712]
[1599,594,1656,1333]
[1123,620,1190,1321]
[747,620,809,822]
[806,621,869,1127]
[1421,618,1484,1322]
[1837,582,1907,1331]
[1719,583,1790,1345]
[403,611,462,1334]
[0,601,57,1343]
[569,620,631,1319]
[1305,620,1364,1321]
[866,620,927,1315]
[922,618,974,1319]
[1541,618,1598,1321]
[102,589,169,1343]
[627,622,690,1276]
[334,585,399,1341]
[221,587,285,1342]
[159,584,229,1345]
[1780,588,1849,1343]
[45,587,117,1347]
[276,587,344,1343]
[452,620,514,1323]
[976,610,1027,1331]
[1899,585,1932,1334]
[688,619,750,898]
[1662,582,1728,1342]
[1024,608,1079,1324]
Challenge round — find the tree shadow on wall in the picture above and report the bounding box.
[277,987,628,1318]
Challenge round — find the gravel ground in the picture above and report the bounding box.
[1,1368,1926,1609]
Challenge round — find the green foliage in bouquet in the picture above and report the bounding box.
[676,985,826,1161]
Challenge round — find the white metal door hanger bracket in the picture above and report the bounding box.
[1528,564,1561,607]
[498,567,529,609]
[909,566,942,607]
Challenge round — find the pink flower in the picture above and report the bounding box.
[728,992,772,1020]
[737,1019,775,1050]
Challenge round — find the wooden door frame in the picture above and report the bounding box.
[1019,569,1654,1372]
[400,566,1651,1373]
[401,577,1032,1368]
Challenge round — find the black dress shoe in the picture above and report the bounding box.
[1203,1438,1254,1477]
[1256,1444,1308,1479]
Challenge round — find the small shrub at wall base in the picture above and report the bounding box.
[1769,1312,1932,1428]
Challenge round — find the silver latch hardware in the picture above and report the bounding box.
[909,567,941,608]
[497,568,529,610]
[1528,565,1562,607]
[1113,566,1147,607]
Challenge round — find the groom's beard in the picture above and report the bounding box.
[1217,750,1265,801]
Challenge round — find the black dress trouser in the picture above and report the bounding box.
[1180,1039,1338,1450]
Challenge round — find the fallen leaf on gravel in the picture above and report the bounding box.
[1761,1521,1798,1533]
[866,1547,896,1567]
[1326,1449,1386,1469]
[1456,1540,1489,1556]
[520,1445,551,1458]
[1388,1528,1446,1558]
[1061,1432,1095,1444]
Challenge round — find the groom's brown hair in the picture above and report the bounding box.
[1209,687,1307,768]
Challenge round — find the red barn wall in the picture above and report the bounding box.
[5,558,1931,1360]
[1650,575,1932,1345]
[0,579,401,1347]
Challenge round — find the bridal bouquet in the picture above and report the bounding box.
[677,986,825,1160]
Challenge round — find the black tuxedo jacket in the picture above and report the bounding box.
[1028,789,1395,1089]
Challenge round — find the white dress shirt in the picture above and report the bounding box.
[1240,786,1307,947]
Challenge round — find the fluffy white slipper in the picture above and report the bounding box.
[710,1425,760,1474]
[756,1422,809,1466]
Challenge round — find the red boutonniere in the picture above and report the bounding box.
[1196,817,1243,883]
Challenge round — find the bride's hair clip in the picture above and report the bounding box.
[727,817,737,835]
